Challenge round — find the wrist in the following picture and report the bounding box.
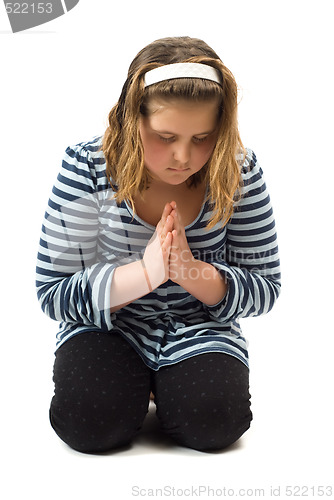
[142,254,166,290]
[173,257,200,286]
[176,259,227,305]
[141,259,153,292]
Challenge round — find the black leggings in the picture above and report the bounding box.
[50,332,252,453]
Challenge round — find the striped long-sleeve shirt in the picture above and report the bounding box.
[36,135,281,370]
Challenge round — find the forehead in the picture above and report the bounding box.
[144,98,219,132]
[146,96,219,113]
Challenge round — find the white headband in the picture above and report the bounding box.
[144,62,222,88]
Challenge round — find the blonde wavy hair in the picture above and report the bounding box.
[102,36,246,229]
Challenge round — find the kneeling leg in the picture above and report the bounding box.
[50,332,151,453]
[153,353,252,451]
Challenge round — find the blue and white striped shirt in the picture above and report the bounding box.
[36,135,281,370]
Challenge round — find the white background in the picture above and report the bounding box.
[1,0,333,498]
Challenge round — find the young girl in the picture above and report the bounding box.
[36,36,281,453]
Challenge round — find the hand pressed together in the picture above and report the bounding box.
[143,201,195,287]
[142,202,174,288]
[168,202,197,285]
[153,202,227,305]
[158,201,197,286]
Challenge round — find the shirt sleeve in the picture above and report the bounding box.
[203,149,281,322]
[36,143,115,332]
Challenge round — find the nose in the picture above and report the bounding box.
[173,142,191,165]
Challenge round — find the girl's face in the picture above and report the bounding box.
[139,99,219,186]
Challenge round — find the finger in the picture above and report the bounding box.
[160,204,173,233]
[171,228,180,250]
[160,214,174,241]
[159,204,170,230]
[161,231,172,254]
[175,209,184,228]
[166,213,175,230]
[163,202,173,219]
[171,209,182,235]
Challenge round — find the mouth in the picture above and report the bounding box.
[168,168,190,172]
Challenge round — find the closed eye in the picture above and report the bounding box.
[158,135,175,143]
[193,136,208,143]
[158,135,209,144]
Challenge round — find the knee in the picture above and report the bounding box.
[157,395,252,452]
[49,400,148,453]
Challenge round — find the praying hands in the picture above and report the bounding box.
[156,202,228,304]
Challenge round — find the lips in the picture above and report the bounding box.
[168,168,189,171]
